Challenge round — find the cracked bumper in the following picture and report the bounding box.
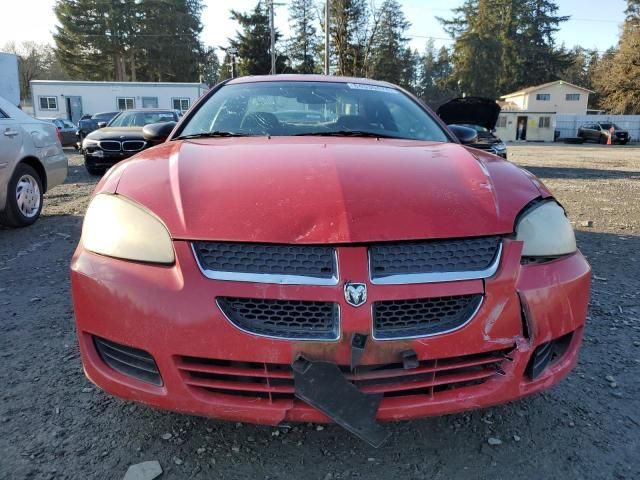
[70,239,590,424]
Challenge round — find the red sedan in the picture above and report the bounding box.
[71,75,590,446]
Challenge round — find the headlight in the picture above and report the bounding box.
[82,138,99,149]
[515,201,576,257]
[82,194,175,264]
[493,142,506,152]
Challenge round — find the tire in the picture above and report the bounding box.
[0,163,44,227]
[621,140,628,145]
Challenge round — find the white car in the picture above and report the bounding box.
[0,96,67,227]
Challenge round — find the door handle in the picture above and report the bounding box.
[3,129,19,138]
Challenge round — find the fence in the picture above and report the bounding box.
[555,114,640,140]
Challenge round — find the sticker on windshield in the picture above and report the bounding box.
[346,83,398,94]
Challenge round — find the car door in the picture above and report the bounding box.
[585,124,597,141]
[0,109,23,180]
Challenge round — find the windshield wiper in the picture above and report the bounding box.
[174,131,248,140]
[295,130,405,139]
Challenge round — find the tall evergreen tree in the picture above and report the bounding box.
[228,1,288,76]
[438,0,570,98]
[597,0,640,113]
[288,0,321,73]
[53,0,205,82]
[369,0,411,86]
[328,0,370,76]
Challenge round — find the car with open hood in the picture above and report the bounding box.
[437,96,507,158]
[71,75,590,446]
[81,109,180,175]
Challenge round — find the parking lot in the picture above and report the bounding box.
[1,143,639,479]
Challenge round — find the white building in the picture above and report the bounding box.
[500,80,592,115]
[0,52,20,106]
[30,80,208,123]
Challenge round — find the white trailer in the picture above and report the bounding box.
[30,80,208,123]
[0,52,20,107]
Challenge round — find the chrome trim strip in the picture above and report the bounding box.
[215,298,341,342]
[371,295,485,341]
[369,242,502,285]
[191,244,339,286]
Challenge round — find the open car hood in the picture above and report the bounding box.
[437,97,502,130]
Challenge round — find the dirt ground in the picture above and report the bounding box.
[1,143,639,479]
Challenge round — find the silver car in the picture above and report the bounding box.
[0,96,68,227]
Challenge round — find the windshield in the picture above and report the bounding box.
[108,111,177,127]
[178,81,449,142]
[599,123,620,130]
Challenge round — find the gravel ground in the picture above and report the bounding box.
[1,144,639,479]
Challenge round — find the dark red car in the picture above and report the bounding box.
[71,76,590,446]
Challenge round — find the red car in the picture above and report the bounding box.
[71,75,590,446]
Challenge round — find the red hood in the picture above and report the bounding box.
[107,137,543,243]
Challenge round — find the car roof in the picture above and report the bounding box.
[226,74,399,89]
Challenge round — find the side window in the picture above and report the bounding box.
[566,93,580,101]
[536,93,550,101]
[172,98,190,112]
[39,96,58,110]
[0,109,7,119]
[538,116,551,128]
[117,98,135,110]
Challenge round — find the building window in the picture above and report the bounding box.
[117,97,135,110]
[39,96,58,110]
[172,98,190,112]
[496,116,507,128]
[142,96,158,108]
[538,116,551,128]
[536,93,550,101]
[566,93,580,101]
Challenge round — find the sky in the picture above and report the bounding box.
[0,0,627,56]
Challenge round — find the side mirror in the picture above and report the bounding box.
[97,121,107,128]
[448,125,478,145]
[142,121,177,143]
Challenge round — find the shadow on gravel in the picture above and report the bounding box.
[521,165,640,180]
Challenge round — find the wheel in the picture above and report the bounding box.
[84,156,105,176]
[0,163,44,227]
[621,140,628,145]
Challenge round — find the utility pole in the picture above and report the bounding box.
[324,0,330,75]
[228,47,238,79]
[269,0,276,75]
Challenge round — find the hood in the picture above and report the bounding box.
[109,137,542,244]
[437,97,501,130]
[87,127,144,141]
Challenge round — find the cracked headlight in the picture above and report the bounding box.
[516,201,576,257]
[82,194,175,264]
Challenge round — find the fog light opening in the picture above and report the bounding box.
[93,336,163,386]
[526,331,574,380]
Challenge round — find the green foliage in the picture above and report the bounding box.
[228,1,289,76]
[53,0,208,82]
[288,0,321,73]
[595,1,640,113]
[438,0,570,99]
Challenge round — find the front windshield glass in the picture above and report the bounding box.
[178,81,449,142]
[600,123,620,130]
[109,111,177,127]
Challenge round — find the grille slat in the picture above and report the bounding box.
[373,295,483,339]
[94,337,162,386]
[176,348,511,402]
[217,297,339,340]
[193,242,337,284]
[369,237,501,284]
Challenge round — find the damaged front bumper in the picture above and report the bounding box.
[71,238,590,433]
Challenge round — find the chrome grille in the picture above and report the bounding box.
[98,140,121,151]
[193,242,337,285]
[217,297,339,340]
[372,295,483,339]
[369,237,501,284]
[122,140,145,151]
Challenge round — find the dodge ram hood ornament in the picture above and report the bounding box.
[344,282,367,307]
